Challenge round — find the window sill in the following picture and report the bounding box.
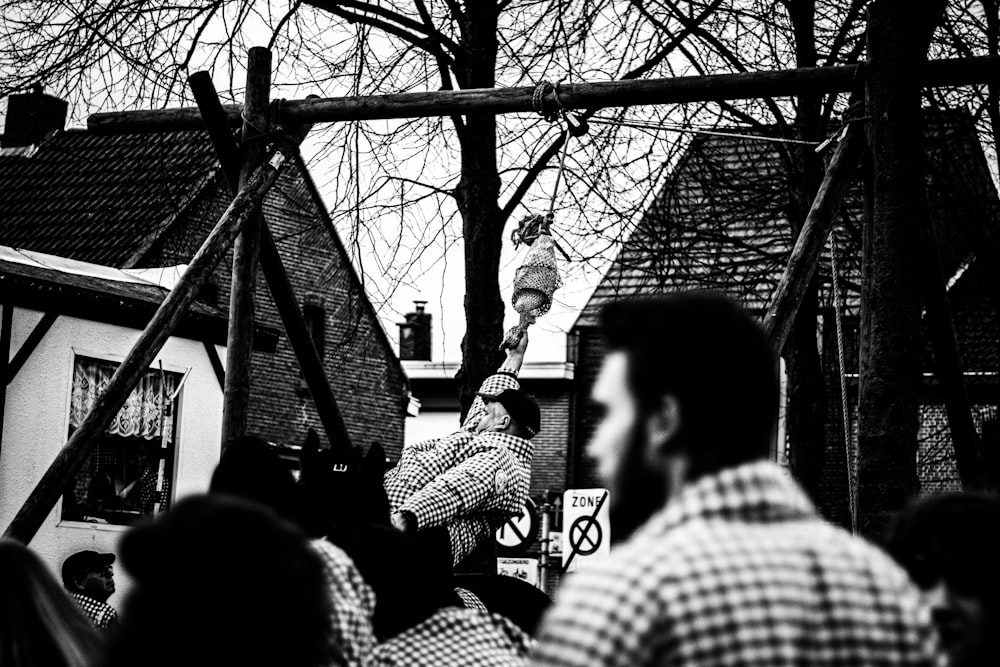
[56,519,132,533]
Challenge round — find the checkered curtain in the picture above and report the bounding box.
[69,356,177,440]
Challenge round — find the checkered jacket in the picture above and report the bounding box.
[384,372,533,564]
[71,592,118,631]
[311,539,377,667]
[530,461,938,667]
[371,606,534,666]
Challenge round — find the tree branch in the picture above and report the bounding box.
[304,1,436,53]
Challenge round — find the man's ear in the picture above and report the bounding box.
[645,394,682,458]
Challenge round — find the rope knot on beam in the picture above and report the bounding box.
[531,81,563,123]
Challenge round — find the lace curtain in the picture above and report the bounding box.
[70,356,178,440]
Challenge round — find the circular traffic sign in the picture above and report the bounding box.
[568,515,602,557]
[495,497,539,556]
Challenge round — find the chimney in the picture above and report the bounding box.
[2,85,68,149]
[398,300,432,361]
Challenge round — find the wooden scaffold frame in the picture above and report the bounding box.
[5,7,1000,542]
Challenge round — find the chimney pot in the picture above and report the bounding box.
[398,301,432,361]
[2,87,68,149]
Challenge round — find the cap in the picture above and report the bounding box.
[62,550,115,587]
[476,388,541,438]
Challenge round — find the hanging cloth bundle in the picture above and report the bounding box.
[501,213,563,349]
[499,82,581,350]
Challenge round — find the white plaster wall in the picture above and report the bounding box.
[0,305,226,609]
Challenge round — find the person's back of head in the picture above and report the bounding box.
[104,494,341,667]
[210,434,307,531]
[600,291,779,479]
[0,539,101,667]
[343,524,457,642]
[886,492,1000,666]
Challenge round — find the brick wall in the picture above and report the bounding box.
[516,383,570,500]
[146,163,407,458]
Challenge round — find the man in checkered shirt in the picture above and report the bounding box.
[530,292,938,666]
[62,550,120,631]
[385,332,538,567]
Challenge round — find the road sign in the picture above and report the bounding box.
[495,497,538,556]
[498,557,539,587]
[561,488,610,572]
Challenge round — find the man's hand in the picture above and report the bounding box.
[510,329,529,356]
[390,510,415,533]
[498,330,528,374]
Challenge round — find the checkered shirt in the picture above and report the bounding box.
[530,461,938,667]
[455,586,489,612]
[71,592,118,631]
[311,538,377,667]
[384,372,533,565]
[371,606,534,666]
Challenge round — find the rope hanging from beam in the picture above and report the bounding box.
[499,82,585,350]
[829,229,859,535]
[587,116,823,147]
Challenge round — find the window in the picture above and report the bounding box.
[298,300,326,393]
[303,302,326,356]
[61,356,180,526]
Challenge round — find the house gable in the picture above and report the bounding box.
[0,126,408,456]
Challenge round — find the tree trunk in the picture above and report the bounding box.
[858,0,946,541]
[453,3,505,419]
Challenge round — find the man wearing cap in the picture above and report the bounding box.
[62,550,119,631]
[384,332,538,569]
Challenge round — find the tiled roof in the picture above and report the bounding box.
[0,129,217,267]
[574,111,993,330]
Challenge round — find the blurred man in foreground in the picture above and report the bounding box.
[530,291,936,666]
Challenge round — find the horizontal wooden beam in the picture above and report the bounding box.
[88,56,1000,135]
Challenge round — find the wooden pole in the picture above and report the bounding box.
[0,305,11,458]
[763,120,863,354]
[188,72,354,451]
[857,0,946,541]
[87,56,1000,135]
[221,47,270,450]
[2,135,306,544]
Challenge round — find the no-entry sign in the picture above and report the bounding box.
[495,497,538,556]
[561,488,610,572]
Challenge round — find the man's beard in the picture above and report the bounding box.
[607,422,670,545]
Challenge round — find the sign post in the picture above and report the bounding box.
[561,488,611,573]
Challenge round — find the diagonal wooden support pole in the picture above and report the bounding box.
[2,133,306,544]
[919,227,987,491]
[222,46,270,449]
[763,119,863,354]
[188,71,353,452]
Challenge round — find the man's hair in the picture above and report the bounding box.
[600,291,779,478]
[105,495,339,667]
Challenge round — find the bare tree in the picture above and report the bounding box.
[1,0,722,415]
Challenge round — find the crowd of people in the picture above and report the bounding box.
[1,291,997,666]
